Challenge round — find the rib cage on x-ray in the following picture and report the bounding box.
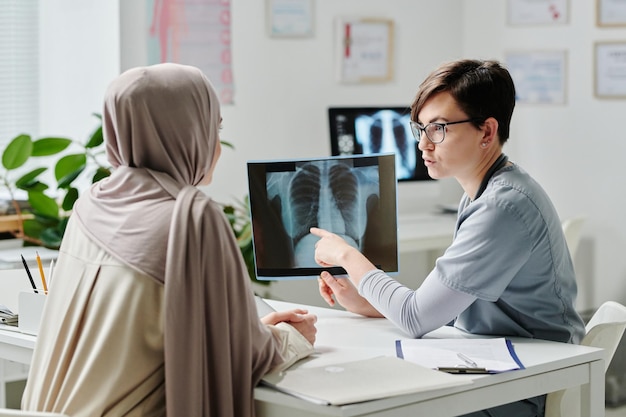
[289,163,321,245]
[354,110,416,179]
[266,160,379,267]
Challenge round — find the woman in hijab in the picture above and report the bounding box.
[21,63,317,417]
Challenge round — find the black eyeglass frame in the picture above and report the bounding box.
[410,119,477,144]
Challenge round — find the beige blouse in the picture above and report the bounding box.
[21,219,313,417]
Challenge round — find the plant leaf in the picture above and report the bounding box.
[22,218,45,240]
[31,137,72,156]
[220,140,235,149]
[55,154,86,187]
[40,227,63,249]
[61,187,79,211]
[92,166,111,183]
[85,125,103,148]
[19,181,49,192]
[28,191,59,219]
[2,134,32,170]
[15,167,47,189]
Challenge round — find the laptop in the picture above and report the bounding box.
[261,356,472,405]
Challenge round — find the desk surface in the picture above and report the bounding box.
[0,326,35,365]
[256,300,605,417]
[0,300,604,417]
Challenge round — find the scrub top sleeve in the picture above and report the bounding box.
[436,201,533,301]
[359,270,476,338]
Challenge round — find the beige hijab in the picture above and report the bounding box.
[73,63,282,416]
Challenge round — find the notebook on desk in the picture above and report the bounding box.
[261,356,472,405]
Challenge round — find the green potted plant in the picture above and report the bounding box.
[0,114,109,248]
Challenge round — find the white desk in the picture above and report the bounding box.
[255,300,605,417]
[0,328,34,365]
[0,300,605,417]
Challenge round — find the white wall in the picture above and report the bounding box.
[39,0,120,143]
[36,1,626,310]
[463,1,626,311]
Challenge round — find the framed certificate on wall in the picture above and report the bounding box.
[507,0,569,26]
[335,18,394,83]
[595,41,626,98]
[597,0,626,27]
[266,0,314,37]
[505,50,567,104]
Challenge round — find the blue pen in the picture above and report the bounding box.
[21,254,38,293]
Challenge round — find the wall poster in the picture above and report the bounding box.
[147,0,234,104]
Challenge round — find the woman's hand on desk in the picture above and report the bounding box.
[318,271,384,318]
[261,309,317,345]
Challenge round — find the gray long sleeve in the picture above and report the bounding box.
[358,269,476,338]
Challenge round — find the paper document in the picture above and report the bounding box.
[261,356,472,405]
[396,338,524,374]
[0,304,18,326]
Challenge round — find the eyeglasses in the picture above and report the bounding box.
[409,119,476,144]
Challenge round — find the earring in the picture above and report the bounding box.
[481,142,488,148]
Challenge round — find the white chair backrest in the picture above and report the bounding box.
[544,301,626,417]
[583,301,626,370]
[561,217,585,259]
[0,410,68,417]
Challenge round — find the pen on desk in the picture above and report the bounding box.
[457,352,478,368]
[21,254,38,293]
[436,367,489,374]
[36,251,48,294]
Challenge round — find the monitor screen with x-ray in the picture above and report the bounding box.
[247,153,398,280]
[328,106,434,182]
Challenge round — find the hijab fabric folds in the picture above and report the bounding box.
[73,63,279,416]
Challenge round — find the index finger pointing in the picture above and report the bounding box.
[310,227,329,237]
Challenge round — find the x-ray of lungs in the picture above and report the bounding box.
[266,159,379,268]
[247,154,398,280]
[355,110,416,180]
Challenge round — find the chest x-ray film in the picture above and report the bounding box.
[328,107,433,182]
[247,153,398,280]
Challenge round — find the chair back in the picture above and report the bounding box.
[544,301,626,417]
[561,216,585,259]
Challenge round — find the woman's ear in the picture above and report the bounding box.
[481,117,499,141]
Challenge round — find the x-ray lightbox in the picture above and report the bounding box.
[247,153,398,280]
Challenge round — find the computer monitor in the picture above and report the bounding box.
[247,153,398,280]
[328,106,433,182]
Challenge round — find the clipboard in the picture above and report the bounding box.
[396,338,525,374]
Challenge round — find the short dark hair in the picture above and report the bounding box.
[410,59,516,144]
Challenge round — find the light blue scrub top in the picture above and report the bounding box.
[436,163,585,344]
